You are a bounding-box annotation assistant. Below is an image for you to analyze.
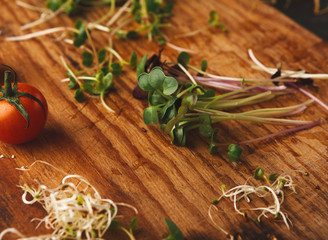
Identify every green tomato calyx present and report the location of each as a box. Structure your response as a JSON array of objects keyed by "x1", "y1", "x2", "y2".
[{"x1": 0, "y1": 65, "x2": 46, "y2": 128}]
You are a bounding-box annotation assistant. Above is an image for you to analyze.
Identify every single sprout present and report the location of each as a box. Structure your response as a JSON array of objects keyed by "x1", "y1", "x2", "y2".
[
  {"x1": 208, "y1": 169, "x2": 308, "y2": 238},
  {"x1": 0, "y1": 160, "x2": 138, "y2": 240},
  {"x1": 254, "y1": 167, "x2": 265, "y2": 179}
]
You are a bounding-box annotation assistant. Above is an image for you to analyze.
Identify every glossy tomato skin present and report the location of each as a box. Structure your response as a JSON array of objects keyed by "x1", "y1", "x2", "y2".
[{"x1": 0, "y1": 83, "x2": 48, "y2": 144}]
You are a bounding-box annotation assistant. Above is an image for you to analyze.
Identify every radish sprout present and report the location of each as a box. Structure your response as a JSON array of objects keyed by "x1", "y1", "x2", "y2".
[
  {"x1": 249, "y1": 49, "x2": 328, "y2": 111},
  {"x1": 136, "y1": 60, "x2": 319, "y2": 160}
]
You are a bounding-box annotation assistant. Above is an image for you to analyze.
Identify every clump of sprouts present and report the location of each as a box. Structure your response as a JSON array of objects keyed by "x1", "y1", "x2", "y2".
[
  {"x1": 135, "y1": 50, "x2": 324, "y2": 160},
  {"x1": 0, "y1": 161, "x2": 138, "y2": 240},
  {"x1": 208, "y1": 168, "x2": 308, "y2": 239}
]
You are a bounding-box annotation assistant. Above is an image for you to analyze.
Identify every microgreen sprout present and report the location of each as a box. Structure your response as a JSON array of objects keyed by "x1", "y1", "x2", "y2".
[
  {"x1": 59, "y1": 29, "x2": 138, "y2": 112},
  {"x1": 0, "y1": 160, "x2": 138, "y2": 240},
  {"x1": 209, "y1": 169, "x2": 308, "y2": 238},
  {"x1": 175, "y1": 11, "x2": 226, "y2": 39},
  {"x1": 136, "y1": 52, "x2": 321, "y2": 159},
  {"x1": 163, "y1": 218, "x2": 185, "y2": 240},
  {"x1": 248, "y1": 49, "x2": 328, "y2": 112}
]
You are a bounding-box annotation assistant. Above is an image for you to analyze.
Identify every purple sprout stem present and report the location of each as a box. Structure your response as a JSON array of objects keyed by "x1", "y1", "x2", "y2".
[
  {"x1": 238, "y1": 120, "x2": 321, "y2": 145},
  {"x1": 287, "y1": 82, "x2": 328, "y2": 112}
]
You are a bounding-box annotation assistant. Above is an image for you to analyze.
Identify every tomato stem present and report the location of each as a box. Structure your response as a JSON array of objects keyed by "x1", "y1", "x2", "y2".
[
  {"x1": 4, "y1": 71, "x2": 14, "y2": 97},
  {"x1": 0, "y1": 65, "x2": 47, "y2": 129}
]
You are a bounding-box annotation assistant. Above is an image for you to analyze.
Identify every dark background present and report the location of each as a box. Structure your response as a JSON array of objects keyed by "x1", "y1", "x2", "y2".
[{"x1": 270, "y1": 0, "x2": 328, "y2": 41}]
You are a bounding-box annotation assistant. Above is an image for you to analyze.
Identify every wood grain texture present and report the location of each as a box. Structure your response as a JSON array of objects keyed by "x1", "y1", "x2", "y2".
[{"x1": 0, "y1": 0, "x2": 328, "y2": 239}]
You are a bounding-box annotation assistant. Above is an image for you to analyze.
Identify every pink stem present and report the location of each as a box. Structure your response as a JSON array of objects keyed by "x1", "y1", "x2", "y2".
[
  {"x1": 288, "y1": 82, "x2": 328, "y2": 112},
  {"x1": 238, "y1": 120, "x2": 321, "y2": 145}
]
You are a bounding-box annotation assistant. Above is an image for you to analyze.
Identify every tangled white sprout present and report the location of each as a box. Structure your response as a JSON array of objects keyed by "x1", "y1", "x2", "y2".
[
  {"x1": 0, "y1": 161, "x2": 138, "y2": 240},
  {"x1": 208, "y1": 170, "x2": 307, "y2": 239}
]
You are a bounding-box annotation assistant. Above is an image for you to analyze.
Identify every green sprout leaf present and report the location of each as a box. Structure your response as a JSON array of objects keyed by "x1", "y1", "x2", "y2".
[
  {"x1": 171, "y1": 124, "x2": 186, "y2": 146},
  {"x1": 199, "y1": 114, "x2": 213, "y2": 137},
  {"x1": 254, "y1": 168, "x2": 265, "y2": 179},
  {"x1": 208, "y1": 11, "x2": 226, "y2": 32},
  {"x1": 143, "y1": 106, "x2": 159, "y2": 125},
  {"x1": 68, "y1": 77, "x2": 77, "y2": 89},
  {"x1": 109, "y1": 220, "x2": 121, "y2": 230},
  {"x1": 129, "y1": 216, "x2": 138, "y2": 232},
  {"x1": 138, "y1": 73, "x2": 152, "y2": 91},
  {"x1": 164, "y1": 218, "x2": 185, "y2": 240},
  {"x1": 149, "y1": 67, "x2": 165, "y2": 89},
  {"x1": 130, "y1": 51, "x2": 138, "y2": 68},
  {"x1": 110, "y1": 62, "x2": 122, "y2": 76},
  {"x1": 97, "y1": 49, "x2": 107, "y2": 63},
  {"x1": 137, "y1": 54, "x2": 148, "y2": 77},
  {"x1": 159, "y1": 96, "x2": 177, "y2": 119},
  {"x1": 82, "y1": 51, "x2": 93, "y2": 67},
  {"x1": 209, "y1": 128, "x2": 218, "y2": 154},
  {"x1": 268, "y1": 173, "x2": 278, "y2": 182},
  {"x1": 201, "y1": 59, "x2": 208, "y2": 72},
  {"x1": 177, "y1": 52, "x2": 190, "y2": 66},
  {"x1": 227, "y1": 144, "x2": 242, "y2": 162},
  {"x1": 163, "y1": 76, "x2": 178, "y2": 95},
  {"x1": 73, "y1": 20, "x2": 89, "y2": 47},
  {"x1": 46, "y1": 0, "x2": 61, "y2": 11},
  {"x1": 149, "y1": 90, "x2": 165, "y2": 106},
  {"x1": 74, "y1": 88, "x2": 84, "y2": 103}
]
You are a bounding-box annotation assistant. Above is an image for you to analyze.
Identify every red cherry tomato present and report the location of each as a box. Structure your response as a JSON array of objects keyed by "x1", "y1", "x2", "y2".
[{"x1": 0, "y1": 82, "x2": 48, "y2": 144}]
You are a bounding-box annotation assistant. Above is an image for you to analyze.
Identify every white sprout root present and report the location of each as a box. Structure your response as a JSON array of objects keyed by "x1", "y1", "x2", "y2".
[
  {"x1": 0, "y1": 161, "x2": 138, "y2": 240},
  {"x1": 208, "y1": 170, "x2": 307, "y2": 239}
]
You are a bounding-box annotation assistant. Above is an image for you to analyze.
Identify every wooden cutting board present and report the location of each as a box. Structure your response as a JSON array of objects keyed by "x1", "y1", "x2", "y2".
[{"x1": 0, "y1": 0, "x2": 328, "y2": 239}]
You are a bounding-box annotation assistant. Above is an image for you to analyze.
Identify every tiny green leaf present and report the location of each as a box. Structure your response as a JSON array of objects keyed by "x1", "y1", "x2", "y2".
[
  {"x1": 254, "y1": 168, "x2": 265, "y2": 179},
  {"x1": 268, "y1": 173, "x2": 278, "y2": 182},
  {"x1": 171, "y1": 124, "x2": 186, "y2": 146},
  {"x1": 109, "y1": 220, "x2": 121, "y2": 230},
  {"x1": 164, "y1": 218, "x2": 185, "y2": 240},
  {"x1": 82, "y1": 51, "x2": 93, "y2": 67},
  {"x1": 181, "y1": 93, "x2": 197, "y2": 109},
  {"x1": 177, "y1": 52, "x2": 190, "y2": 66},
  {"x1": 73, "y1": 20, "x2": 89, "y2": 47},
  {"x1": 208, "y1": 11, "x2": 219, "y2": 26},
  {"x1": 159, "y1": 96, "x2": 177, "y2": 119},
  {"x1": 149, "y1": 67, "x2": 165, "y2": 89},
  {"x1": 129, "y1": 216, "x2": 138, "y2": 232},
  {"x1": 227, "y1": 144, "x2": 242, "y2": 162},
  {"x1": 209, "y1": 128, "x2": 218, "y2": 154},
  {"x1": 137, "y1": 54, "x2": 148, "y2": 77},
  {"x1": 130, "y1": 51, "x2": 138, "y2": 68},
  {"x1": 74, "y1": 88, "x2": 84, "y2": 103},
  {"x1": 97, "y1": 49, "x2": 107, "y2": 63},
  {"x1": 211, "y1": 199, "x2": 219, "y2": 205},
  {"x1": 143, "y1": 107, "x2": 159, "y2": 125},
  {"x1": 83, "y1": 80, "x2": 95, "y2": 94},
  {"x1": 68, "y1": 77, "x2": 77, "y2": 89},
  {"x1": 111, "y1": 62, "x2": 122, "y2": 75},
  {"x1": 149, "y1": 90, "x2": 165, "y2": 106},
  {"x1": 201, "y1": 59, "x2": 208, "y2": 72},
  {"x1": 46, "y1": 0, "x2": 61, "y2": 11},
  {"x1": 163, "y1": 76, "x2": 178, "y2": 95},
  {"x1": 199, "y1": 115, "x2": 213, "y2": 137},
  {"x1": 208, "y1": 11, "x2": 226, "y2": 32},
  {"x1": 138, "y1": 73, "x2": 152, "y2": 91}
]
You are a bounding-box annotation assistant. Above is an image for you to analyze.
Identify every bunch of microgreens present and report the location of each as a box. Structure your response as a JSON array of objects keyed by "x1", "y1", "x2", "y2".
[
  {"x1": 135, "y1": 50, "x2": 326, "y2": 161},
  {"x1": 0, "y1": 161, "x2": 138, "y2": 240},
  {"x1": 7, "y1": 1, "x2": 225, "y2": 111},
  {"x1": 208, "y1": 168, "x2": 308, "y2": 239},
  {"x1": 58, "y1": 20, "x2": 138, "y2": 112},
  {"x1": 9, "y1": 0, "x2": 175, "y2": 44}
]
